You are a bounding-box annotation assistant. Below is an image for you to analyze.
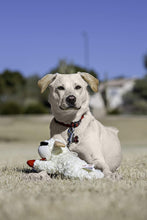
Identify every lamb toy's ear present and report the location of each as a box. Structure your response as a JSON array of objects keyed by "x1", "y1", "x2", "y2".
[
  {"x1": 38, "y1": 73, "x2": 58, "y2": 93},
  {"x1": 54, "y1": 141, "x2": 65, "y2": 148},
  {"x1": 79, "y1": 72, "x2": 99, "y2": 92}
]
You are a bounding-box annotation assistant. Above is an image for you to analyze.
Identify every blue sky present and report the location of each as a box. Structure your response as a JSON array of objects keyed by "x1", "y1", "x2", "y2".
[{"x1": 0, "y1": 0, "x2": 147, "y2": 80}]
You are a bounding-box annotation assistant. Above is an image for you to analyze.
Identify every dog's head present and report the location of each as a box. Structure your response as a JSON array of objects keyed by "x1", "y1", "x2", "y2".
[{"x1": 38, "y1": 72, "x2": 98, "y2": 122}]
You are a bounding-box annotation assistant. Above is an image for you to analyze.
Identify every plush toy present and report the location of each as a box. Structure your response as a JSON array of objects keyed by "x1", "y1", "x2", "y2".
[{"x1": 27, "y1": 139, "x2": 104, "y2": 180}]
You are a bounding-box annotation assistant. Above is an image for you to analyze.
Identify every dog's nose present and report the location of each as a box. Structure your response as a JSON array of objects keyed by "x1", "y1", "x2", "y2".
[{"x1": 66, "y1": 95, "x2": 76, "y2": 106}]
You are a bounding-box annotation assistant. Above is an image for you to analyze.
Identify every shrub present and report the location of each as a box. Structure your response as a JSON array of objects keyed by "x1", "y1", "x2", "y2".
[
  {"x1": 133, "y1": 100, "x2": 147, "y2": 114},
  {"x1": 122, "y1": 75, "x2": 147, "y2": 115},
  {"x1": 24, "y1": 103, "x2": 48, "y2": 114},
  {"x1": 0, "y1": 102, "x2": 23, "y2": 115},
  {"x1": 108, "y1": 108, "x2": 122, "y2": 115},
  {"x1": 123, "y1": 92, "x2": 147, "y2": 114}
]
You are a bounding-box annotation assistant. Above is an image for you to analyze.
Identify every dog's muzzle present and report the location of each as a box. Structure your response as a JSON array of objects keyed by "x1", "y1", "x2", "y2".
[{"x1": 66, "y1": 95, "x2": 76, "y2": 107}]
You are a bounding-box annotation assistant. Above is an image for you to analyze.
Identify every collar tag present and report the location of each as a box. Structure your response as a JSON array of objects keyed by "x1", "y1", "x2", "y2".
[
  {"x1": 67, "y1": 127, "x2": 74, "y2": 147},
  {"x1": 67, "y1": 127, "x2": 79, "y2": 147}
]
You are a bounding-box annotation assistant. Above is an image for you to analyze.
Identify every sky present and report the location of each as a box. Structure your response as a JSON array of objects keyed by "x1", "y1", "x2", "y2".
[{"x1": 0, "y1": 0, "x2": 147, "y2": 80}]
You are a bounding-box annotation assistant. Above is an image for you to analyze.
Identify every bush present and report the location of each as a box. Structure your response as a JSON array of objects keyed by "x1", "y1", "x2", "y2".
[
  {"x1": 0, "y1": 102, "x2": 23, "y2": 115},
  {"x1": 108, "y1": 108, "x2": 122, "y2": 115},
  {"x1": 122, "y1": 75, "x2": 147, "y2": 115},
  {"x1": 24, "y1": 103, "x2": 48, "y2": 114},
  {"x1": 123, "y1": 92, "x2": 147, "y2": 114},
  {"x1": 133, "y1": 77, "x2": 147, "y2": 100},
  {"x1": 133, "y1": 100, "x2": 147, "y2": 114}
]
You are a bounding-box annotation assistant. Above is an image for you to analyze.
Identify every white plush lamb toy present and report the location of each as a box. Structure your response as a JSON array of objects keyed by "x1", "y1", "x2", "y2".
[{"x1": 27, "y1": 138, "x2": 104, "y2": 180}]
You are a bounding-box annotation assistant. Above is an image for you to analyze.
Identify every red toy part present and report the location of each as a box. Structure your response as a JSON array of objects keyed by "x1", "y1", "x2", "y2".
[
  {"x1": 27, "y1": 160, "x2": 35, "y2": 167},
  {"x1": 27, "y1": 158, "x2": 46, "y2": 167}
]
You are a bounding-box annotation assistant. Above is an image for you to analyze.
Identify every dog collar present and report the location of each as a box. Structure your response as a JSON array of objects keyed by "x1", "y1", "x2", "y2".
[
  {"x1": 54, "y1": 114, "x2": 84, "y2": 128},
  {"x1": 54, "y1": 114, "x2": 85, "y2": 147}
]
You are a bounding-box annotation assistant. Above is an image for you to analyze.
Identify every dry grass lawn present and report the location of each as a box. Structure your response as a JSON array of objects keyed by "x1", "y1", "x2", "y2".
[{"x1": 0, "y1": 115, "x2": 147, "y2": 220}]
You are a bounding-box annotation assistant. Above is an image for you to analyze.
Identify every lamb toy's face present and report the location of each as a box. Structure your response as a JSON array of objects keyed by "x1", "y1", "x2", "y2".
[{"x1": 38, "y1": 139, "x2": 66, "y2": 160}]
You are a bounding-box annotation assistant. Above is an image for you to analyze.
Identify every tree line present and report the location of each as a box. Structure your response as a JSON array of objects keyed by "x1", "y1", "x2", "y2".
[
  {"x1": 0, "y1": 60, "x2": 147, "y2": 115},
  {"x1": 0, "y1": 61, "x2": 97, "y2": 115}
]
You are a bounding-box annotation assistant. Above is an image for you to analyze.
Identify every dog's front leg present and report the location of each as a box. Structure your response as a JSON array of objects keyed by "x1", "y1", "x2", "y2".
[
  {"x1": 91, "y1": 153, "x2": 112, "y2": 177},
  {"x1": 93, "y1": 157, "x2": 123, "y2": 179},
  {"x1": 94, "y1": 160, "x2": 112, "y2": 176}
]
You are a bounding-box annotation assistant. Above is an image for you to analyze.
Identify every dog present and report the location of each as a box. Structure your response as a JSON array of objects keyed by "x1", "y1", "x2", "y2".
[{"x1": 38, "y1": 72, "x2": 122, "y2": 176}]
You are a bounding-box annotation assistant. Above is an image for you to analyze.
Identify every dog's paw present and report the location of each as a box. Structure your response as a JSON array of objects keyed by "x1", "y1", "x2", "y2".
[
  {"x1": 104, "y1": 170, "x2": 123, "y2": 180},
  {"x1": 103, "y1": 168, "x2": 112, "y2": 178}
]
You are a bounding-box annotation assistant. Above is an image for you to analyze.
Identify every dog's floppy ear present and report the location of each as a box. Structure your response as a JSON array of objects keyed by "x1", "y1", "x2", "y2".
[
  {"x1": 79, "y1": 72, "x2": 99, "y2": 92},
  {"x1": 38, "y1": 74, "x2": 57, "y2": 93}
]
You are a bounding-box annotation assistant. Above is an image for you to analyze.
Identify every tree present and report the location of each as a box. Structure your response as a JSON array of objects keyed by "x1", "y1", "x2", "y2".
[
  {"x1": 133, "y1": 75, "x2": 147, "y2": 100},
  {"x1": 50, "y1": 60, "x2": 98, "y2": 79},
  {"x1": 123, "y1": 75, "x2": 147, "y2": 114},
  {"x1": 0, "y1": 69, "x2": 26, "y2": 95},
  {"x1": 144, "y1": 54, "x2": 147, "y2": 71},
  {"x1": 49, "y1": 60, "x2": 98, "y2": 95}
]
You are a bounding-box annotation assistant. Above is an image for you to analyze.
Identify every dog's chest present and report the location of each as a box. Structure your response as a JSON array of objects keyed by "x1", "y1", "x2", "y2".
[{"x1": 51, "y1": 114, "x2": 99, "y2": 152}]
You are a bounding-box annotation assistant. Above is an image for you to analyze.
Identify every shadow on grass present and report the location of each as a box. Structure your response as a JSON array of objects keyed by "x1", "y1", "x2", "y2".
[
  {"x1": 16, "y1": 167, "x2": 60, "y2": 179},
  {"x1": 16, "y1": 167, "x2": 38, "y2": 174}
]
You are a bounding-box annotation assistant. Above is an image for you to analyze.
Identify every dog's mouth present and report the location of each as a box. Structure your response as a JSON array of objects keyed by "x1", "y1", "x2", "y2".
[{"x1": 59, "y1": 106, "x2": 81, "y2": 111}]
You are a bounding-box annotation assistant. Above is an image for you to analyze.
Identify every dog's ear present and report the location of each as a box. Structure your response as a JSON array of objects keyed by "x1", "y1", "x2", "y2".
[
  {"x1": 79, "y1": 72, "x2": 99, "y2": 92},
  {"x1": 38, "y1": 74, "x2": 57, "y2": 93}
]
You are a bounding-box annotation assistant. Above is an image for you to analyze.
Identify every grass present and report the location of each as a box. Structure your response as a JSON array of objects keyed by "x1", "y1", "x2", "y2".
[{"x1": 0, "y1": 115, "x2": 147, "y2": 220}]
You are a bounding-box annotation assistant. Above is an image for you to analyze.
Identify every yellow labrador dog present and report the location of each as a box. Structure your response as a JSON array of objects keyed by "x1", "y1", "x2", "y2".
[{"x1": 38, "y1": 72, "x2": 122, "y2": 176}]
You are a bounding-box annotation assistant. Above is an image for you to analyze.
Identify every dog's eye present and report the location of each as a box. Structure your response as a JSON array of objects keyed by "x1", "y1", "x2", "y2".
[
  {"x1": 57, "y1": 86, "x2": 65, "y2": 90},
  {"x1": 75, "y1": 85, "x2": 81, "y2": 90}
]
